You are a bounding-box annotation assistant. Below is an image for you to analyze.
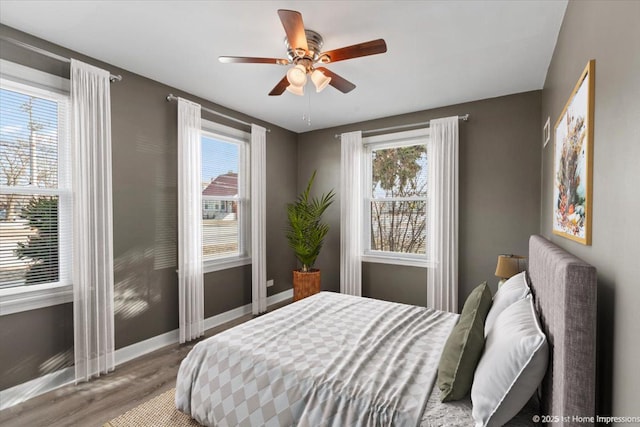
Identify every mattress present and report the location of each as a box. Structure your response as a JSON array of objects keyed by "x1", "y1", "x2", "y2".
[{"x1": 176, "y1": 291, "x2": 458, "y2": 427}]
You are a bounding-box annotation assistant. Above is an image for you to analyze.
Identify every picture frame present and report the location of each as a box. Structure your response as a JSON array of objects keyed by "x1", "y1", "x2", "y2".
[
  {"x1": 552, "y1": 60, "x2": 595, "y2": 245},
  {"x1": 543, "y1": 117, "x2": 550, "y2": 147}
]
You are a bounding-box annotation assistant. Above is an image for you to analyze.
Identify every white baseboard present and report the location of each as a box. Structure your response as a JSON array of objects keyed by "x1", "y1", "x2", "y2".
[
  {"x1": 0, "y1": 288, "x2": 293, "y2": 411},
  {"x1": 267, "y1": 287, "x2": 294, "y2": 305},
  {"x1": 0, "y1": 366, "x2": 75, "y2": 411}
]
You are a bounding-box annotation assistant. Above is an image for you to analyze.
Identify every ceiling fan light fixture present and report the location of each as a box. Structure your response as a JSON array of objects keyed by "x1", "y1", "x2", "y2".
[
  {"x1": 311, "y1": 69, "x2": 331, "y2": 92},
  {"x1": 286, "y1": 64, "x2": 307, "y2": 87},
  {"x1": 286, "y1": 84, "x2": 305, "y2": 96}
]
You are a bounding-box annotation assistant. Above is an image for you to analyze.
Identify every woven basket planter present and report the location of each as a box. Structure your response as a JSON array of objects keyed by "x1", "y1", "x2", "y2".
[{"x1": 293, "y1": 269, "x2": 321, "y2": 301}]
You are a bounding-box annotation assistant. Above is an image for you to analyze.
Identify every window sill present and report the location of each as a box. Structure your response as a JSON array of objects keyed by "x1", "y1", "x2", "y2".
[
  {"x1": 362, "y1": 253, "x2": 432, "y2": 268},
  {"x1": 0, "y1": 283, "x2": 73, "y2": 316},
  {"x1": 203, "y1": 256, "x2": 252, "y2": 274}
]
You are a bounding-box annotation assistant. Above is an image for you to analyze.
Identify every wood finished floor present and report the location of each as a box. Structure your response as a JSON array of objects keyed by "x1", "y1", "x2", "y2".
[{"x1": 0, "y1": 299, "x2": 291, "y2": 427}]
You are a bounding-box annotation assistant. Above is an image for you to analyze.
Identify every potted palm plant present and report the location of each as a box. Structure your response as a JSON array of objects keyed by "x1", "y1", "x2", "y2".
[{"x1": 286, "y1": 170, "x2": 335, "y2": 301}]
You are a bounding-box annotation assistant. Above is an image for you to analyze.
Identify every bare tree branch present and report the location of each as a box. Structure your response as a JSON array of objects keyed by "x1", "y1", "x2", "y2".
[{"x1": 370, "y1": 145, "x2": 427, "y2": 254}]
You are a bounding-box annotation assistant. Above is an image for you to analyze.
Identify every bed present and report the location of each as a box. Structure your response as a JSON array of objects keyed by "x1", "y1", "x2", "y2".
[{"x1": 175, "y1": 235, "x2": 597, "y2": 426}]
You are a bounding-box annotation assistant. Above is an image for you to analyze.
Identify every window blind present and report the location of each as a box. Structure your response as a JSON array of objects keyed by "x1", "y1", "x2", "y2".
[
  {"x1": 368, "y1": 143, "x2": 428, "y2": 255},
  {"x1": 201, "y1": 133, "x2": 243, "y2": 261},
  {"x1": 0, "y1": 83, "x2": 70, "y2": 289}
]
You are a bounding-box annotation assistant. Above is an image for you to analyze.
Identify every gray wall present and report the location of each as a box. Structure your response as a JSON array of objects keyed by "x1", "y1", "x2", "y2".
[
  {"x1": 539, "y1": 0, "x2": 640, "y2": 419},
  {"x1": 297, "y1": 91, "x2": 542, "y2": 309},
  {"x1": 362, "y1": 264, "x2": 427, "y2": 306},
  {"x1": 0, "y1": 24, "x2": 298, "y2": 390},
  {"x1": 0, "y1": 304, "x2": 73, "y2": 391}
]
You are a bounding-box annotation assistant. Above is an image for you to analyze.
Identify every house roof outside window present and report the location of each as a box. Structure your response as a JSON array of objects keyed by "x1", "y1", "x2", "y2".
[{"x1": 202, "y1": 172, "x2": 238, "y2": 197}]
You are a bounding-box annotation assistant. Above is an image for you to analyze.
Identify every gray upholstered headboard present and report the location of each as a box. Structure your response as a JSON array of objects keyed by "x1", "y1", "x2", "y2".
[{"x1": 528, "y1": 235, "x2": 597, "y2": 425}]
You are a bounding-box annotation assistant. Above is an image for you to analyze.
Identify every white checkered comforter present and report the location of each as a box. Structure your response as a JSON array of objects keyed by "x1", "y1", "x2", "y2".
[{"x1": 175, "y1": 292, "x2": 458, "y2": 427}]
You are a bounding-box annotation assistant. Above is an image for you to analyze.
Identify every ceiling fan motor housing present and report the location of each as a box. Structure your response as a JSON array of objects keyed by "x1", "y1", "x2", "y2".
[{"x1": 285, "y1": 29, "x2": 326, "y2": 71}]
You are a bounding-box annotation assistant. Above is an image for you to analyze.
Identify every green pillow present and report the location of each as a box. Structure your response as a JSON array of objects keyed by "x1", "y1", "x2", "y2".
[{"x1": 437, "y1": 282, "x2": 492, "y2": 402}]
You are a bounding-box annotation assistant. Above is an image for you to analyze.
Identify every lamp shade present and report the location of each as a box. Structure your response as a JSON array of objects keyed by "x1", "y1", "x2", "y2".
[
  {"x1": 285, "y1": 84, "x2": 304, "y2": 96},
  {"x1": 494, "y1": 254, "x2": 525, "y2": 279},
  {"x1": 311, "y1": 69, "x2": 331, "y2": 92},
  {"x1": 286, "y1": 64, "x2": 307, "y2": 87}
]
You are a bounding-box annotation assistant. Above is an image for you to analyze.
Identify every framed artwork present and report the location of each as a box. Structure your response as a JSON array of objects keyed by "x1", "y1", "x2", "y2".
[
  {"x1": 553, "y1": 60, "x2": 595, "y2": 245},
  {"x1": 543, "y1": 117, "x2": 550, "y2": 147}
]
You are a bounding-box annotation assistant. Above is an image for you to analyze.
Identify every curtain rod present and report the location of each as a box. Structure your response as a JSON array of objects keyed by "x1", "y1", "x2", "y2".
[
  {"x1": 166, "y1": 94, "x2": 271, "y2": 132},
  {"x1": 1, "y1": 35, "x2": 123, "y2": 82},
  {"x1": 333, "y1": 114, "x2": 469, "y2": 139}
]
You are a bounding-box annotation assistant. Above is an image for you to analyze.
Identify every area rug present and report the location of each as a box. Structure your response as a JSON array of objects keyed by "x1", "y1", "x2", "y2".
[{"x1": 103, "y1": 388, "x2": 201, "y2": 427}]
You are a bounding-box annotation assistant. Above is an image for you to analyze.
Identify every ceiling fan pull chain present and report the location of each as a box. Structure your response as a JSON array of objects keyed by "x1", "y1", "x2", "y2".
[{"x1": 306, "y1": 89, "x2": 312, "y2": 126}]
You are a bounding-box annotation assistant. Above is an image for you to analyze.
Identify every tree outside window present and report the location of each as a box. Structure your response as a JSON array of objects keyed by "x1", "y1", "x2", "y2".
[
  {"x1": 1, "y1": 86, "x2": 63, "y2": 288},
  {"x1": 369, "y1": 143, "x2": 427, "y2": 255}
]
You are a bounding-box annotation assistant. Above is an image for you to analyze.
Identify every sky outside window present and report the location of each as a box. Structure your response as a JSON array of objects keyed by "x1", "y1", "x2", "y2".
[{"x1": 201, "y1": 136, "x2": 238, "y2": 184}]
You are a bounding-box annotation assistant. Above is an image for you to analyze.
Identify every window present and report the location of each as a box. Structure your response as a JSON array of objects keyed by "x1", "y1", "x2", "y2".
[
  {"x1": 363, "y1": 128, "x2": 429, "y2": 267},
  {"x1": 0, "y1": 61, "x2": 72, "y2": 314},
  {"x1": 201, "y1": 120, "x2": 250, "y2": 272}
]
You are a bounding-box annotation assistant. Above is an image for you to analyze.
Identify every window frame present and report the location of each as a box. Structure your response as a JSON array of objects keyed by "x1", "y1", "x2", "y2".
[
  {"x1": 200, "y1": 119, "x2": 251, "y2": 273},
  {"x1": 362, "y1": 128, "x2": 432, "y2": 268},
  {"x1": 0, "y1": 60, "x2": 72, "y2": 315}
]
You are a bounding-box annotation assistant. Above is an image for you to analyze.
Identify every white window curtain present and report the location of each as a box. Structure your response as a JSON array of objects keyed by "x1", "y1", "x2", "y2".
[
  {"x1": 177, "y1": 98, "x2": 204, "y2": 343},
  {"x1": 251, "y1": 124, "x2": 267, "y2": 314},
  {"x1": 71, "y1": 59, "x2": 115, "y2": 382},
  {"x1": 340, "y1": 131, "x2": 363, "y2": 296},
  {"x1": 427, "y1": 116, "x2": 459, "y2": 313}
]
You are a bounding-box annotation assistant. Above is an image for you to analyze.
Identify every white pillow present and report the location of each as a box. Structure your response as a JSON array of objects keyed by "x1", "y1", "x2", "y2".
[
  {"x1": 471, "y1": 296, "x2": 548, "y2": 427},
  {"x1": 484, "y1": 271, "x2": 530, "y2": 335}
]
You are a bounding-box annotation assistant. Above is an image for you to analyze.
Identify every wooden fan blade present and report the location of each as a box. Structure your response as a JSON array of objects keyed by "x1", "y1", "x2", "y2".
[
  {"x1": 278, "y1": 9, "x2": 308, "y2": 52},
  {"x1": 320, "y1": 39, "x2": 387, "y2": 63},
  {"x1": 219, "y1": 56, "x2": 289, "y2": 65},
  {"x1": 269, "y1": 76, "x2": 290, "y2": 96},
  {"x1": 316, "y1": 67, "x2": 356, "y2": 93}
]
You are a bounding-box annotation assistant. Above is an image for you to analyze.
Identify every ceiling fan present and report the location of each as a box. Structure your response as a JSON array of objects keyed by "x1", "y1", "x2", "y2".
[{"x1": 218, "y1": 9, "x2": 387, "y2": 96}]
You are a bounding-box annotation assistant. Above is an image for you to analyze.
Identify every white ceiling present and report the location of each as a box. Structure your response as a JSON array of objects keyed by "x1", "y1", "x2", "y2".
[{"x1": 0, "y1": 0, "x2": 567, "y2": 133}]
